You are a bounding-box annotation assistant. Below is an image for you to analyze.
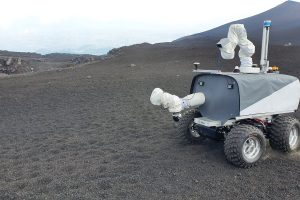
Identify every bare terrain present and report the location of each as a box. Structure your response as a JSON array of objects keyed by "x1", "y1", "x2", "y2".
[
  {"x1": 0, "y1": 44, "x2": 299, "y2": 199},
  {"x1": 0, "y1": 50, "x2": 100, "y2": 74}
]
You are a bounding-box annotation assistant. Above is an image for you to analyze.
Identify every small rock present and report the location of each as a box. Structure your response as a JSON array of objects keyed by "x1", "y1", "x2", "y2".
[
  {"x1": 129, "y1": 64, "x2": 136, "y2": 67},
  {"x1": 6, "y1": 57, "x2": 12, "y2": 65},
  {"x1": 86, "y1": 75, "x2": 92, "y2": 79}
]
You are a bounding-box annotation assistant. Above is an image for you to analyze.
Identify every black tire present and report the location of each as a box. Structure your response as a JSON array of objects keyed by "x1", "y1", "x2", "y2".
[
  {"x1": 224, "y1": 124, "x2": 266, "y2": 168},
  {"x1": 176, "y1": 109, "x2": 205, "y2": 144},
  {"x1": 269, "y1": 116, "x2": 300, "y2": 152}
]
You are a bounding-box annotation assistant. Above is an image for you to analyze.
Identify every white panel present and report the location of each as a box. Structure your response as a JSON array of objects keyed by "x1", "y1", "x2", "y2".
[{"x1": 240, "y1": 80, "x2": 300, "y2": 116}]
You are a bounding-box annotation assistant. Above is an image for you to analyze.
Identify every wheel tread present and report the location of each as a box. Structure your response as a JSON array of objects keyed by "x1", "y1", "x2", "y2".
[
  {"x1": 224, "y1": 124, "x2": 266, "y2": 168},
  {"x1": 176, "y1": 109, "x2": 205, "y2": 144},
  {"x1": 269, "y1": 116, "x2": 300, "y2": 152}
]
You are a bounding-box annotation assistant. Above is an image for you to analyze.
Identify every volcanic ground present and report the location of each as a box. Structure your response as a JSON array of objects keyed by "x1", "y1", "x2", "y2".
[{"x1": 0, "y1": 44, "x2": 299, "y2": 199}]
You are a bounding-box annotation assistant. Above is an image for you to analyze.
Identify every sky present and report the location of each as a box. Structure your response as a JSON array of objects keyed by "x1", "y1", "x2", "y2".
[{"x1": 0, "y1": 0, "x2": 295, "y2": 55}]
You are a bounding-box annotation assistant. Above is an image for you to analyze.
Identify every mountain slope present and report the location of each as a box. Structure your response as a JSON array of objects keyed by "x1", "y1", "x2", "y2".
[{"x1": 173, "y1": 1, "x2": 300, "y2": 46}]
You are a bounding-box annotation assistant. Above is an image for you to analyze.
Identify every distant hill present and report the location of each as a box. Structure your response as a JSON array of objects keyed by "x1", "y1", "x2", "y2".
[
  {"x1": 0, "y1": 50, "x2": 101, "y2": 74},
  {"x1": 36, "y1": 46, "x2": 110, "y2": 56},
  {"x1": 173, "y1": 1, "x2": 300, "y2": 46}
]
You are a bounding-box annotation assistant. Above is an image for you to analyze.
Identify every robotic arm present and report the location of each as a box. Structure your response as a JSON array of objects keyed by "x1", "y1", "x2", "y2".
[
  {"x1": 217, "y1": 24, "x2": 256, "y2": 69},
  {"x1": 150, "y1": 88, "x2": 205, "y2": 113}
]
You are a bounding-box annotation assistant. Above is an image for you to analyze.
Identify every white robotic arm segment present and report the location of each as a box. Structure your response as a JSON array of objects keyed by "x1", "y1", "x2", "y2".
[
  {"x1": 161, "y1": 93, "x2": 182, "y2": 110},
  {"x1": 240, "y1": 57, "x2": 253, "y2": 68},
  {"x1": 217, "y1": 38, "x2": 236, "y2": 59},
  {"x1": 227, "y1": 24, "x2": 242, "y2": 44},
  {"x1": 150, "y1": 88, "x2": 205, "y2": 113},
  {"x1": 150, "y1": 88, "x2": 164, "y2": 106},
  {"x1": 239, "y1": 42, "x2": 255, "y2": 58},
  {"x1": 182, "y1": 93, "x2": 206, "y2": 108},
  {"x1": 150, "y1": 88, "x2": 182, "y2": 112}
]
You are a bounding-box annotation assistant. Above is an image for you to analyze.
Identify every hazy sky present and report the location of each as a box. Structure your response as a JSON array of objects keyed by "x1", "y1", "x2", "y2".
[{"x1": 0, "y1": 0, "x2": 294, "y2": 54}]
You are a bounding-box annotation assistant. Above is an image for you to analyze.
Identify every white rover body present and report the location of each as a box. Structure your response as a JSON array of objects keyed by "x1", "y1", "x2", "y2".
[{"x1": 150, "y1": 21, "x2": 300, "y2": 168}]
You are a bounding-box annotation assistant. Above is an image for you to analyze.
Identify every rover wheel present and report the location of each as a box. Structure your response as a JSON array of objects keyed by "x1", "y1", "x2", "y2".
[
  {"x1": 224, "y1": 124, "x2": 266, "y2": 168},
  {"x1": 269, "y1": 116, "x2": 300, "y2": 152},
  {"x1": 176, "y1": 109, "x2": 205, "y2": 144}
]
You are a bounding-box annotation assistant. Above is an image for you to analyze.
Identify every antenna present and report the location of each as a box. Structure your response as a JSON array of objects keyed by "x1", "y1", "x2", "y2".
[{"x1": 260, "y1": 20, "x2": 271, "y2": 73}]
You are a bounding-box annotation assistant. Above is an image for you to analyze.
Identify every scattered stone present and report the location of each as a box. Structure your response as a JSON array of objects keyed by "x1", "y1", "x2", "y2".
[
  {"x1": 108, "y1": 48, "x2": 124, "y2": 56},
  {"x1": 128, "y1": 64, "x2": 136, "y2": 67},
  {"x1": 0, "y1": 57, "x2": 26, "y2": 74},
  {"x1": 6, "y1": 57, "x2": 12, "y2": 65},
  {"x1": 284, "y1": 42, "x2": 292, "y2": 47},
  {"x1": 72, "y1": 56, "x2": 95, "y2": 65},
  {"x1": 86, "y1": 75, "x2": 92, "y2": 79},
  {"x1": 17, "y1": 58, "x2": 22, "y2": 65}
]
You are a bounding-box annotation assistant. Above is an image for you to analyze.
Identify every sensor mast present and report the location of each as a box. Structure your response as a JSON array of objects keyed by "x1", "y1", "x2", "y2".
[{"x1": 260, "y1": 20, "x2": 271, "y2": 73}]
